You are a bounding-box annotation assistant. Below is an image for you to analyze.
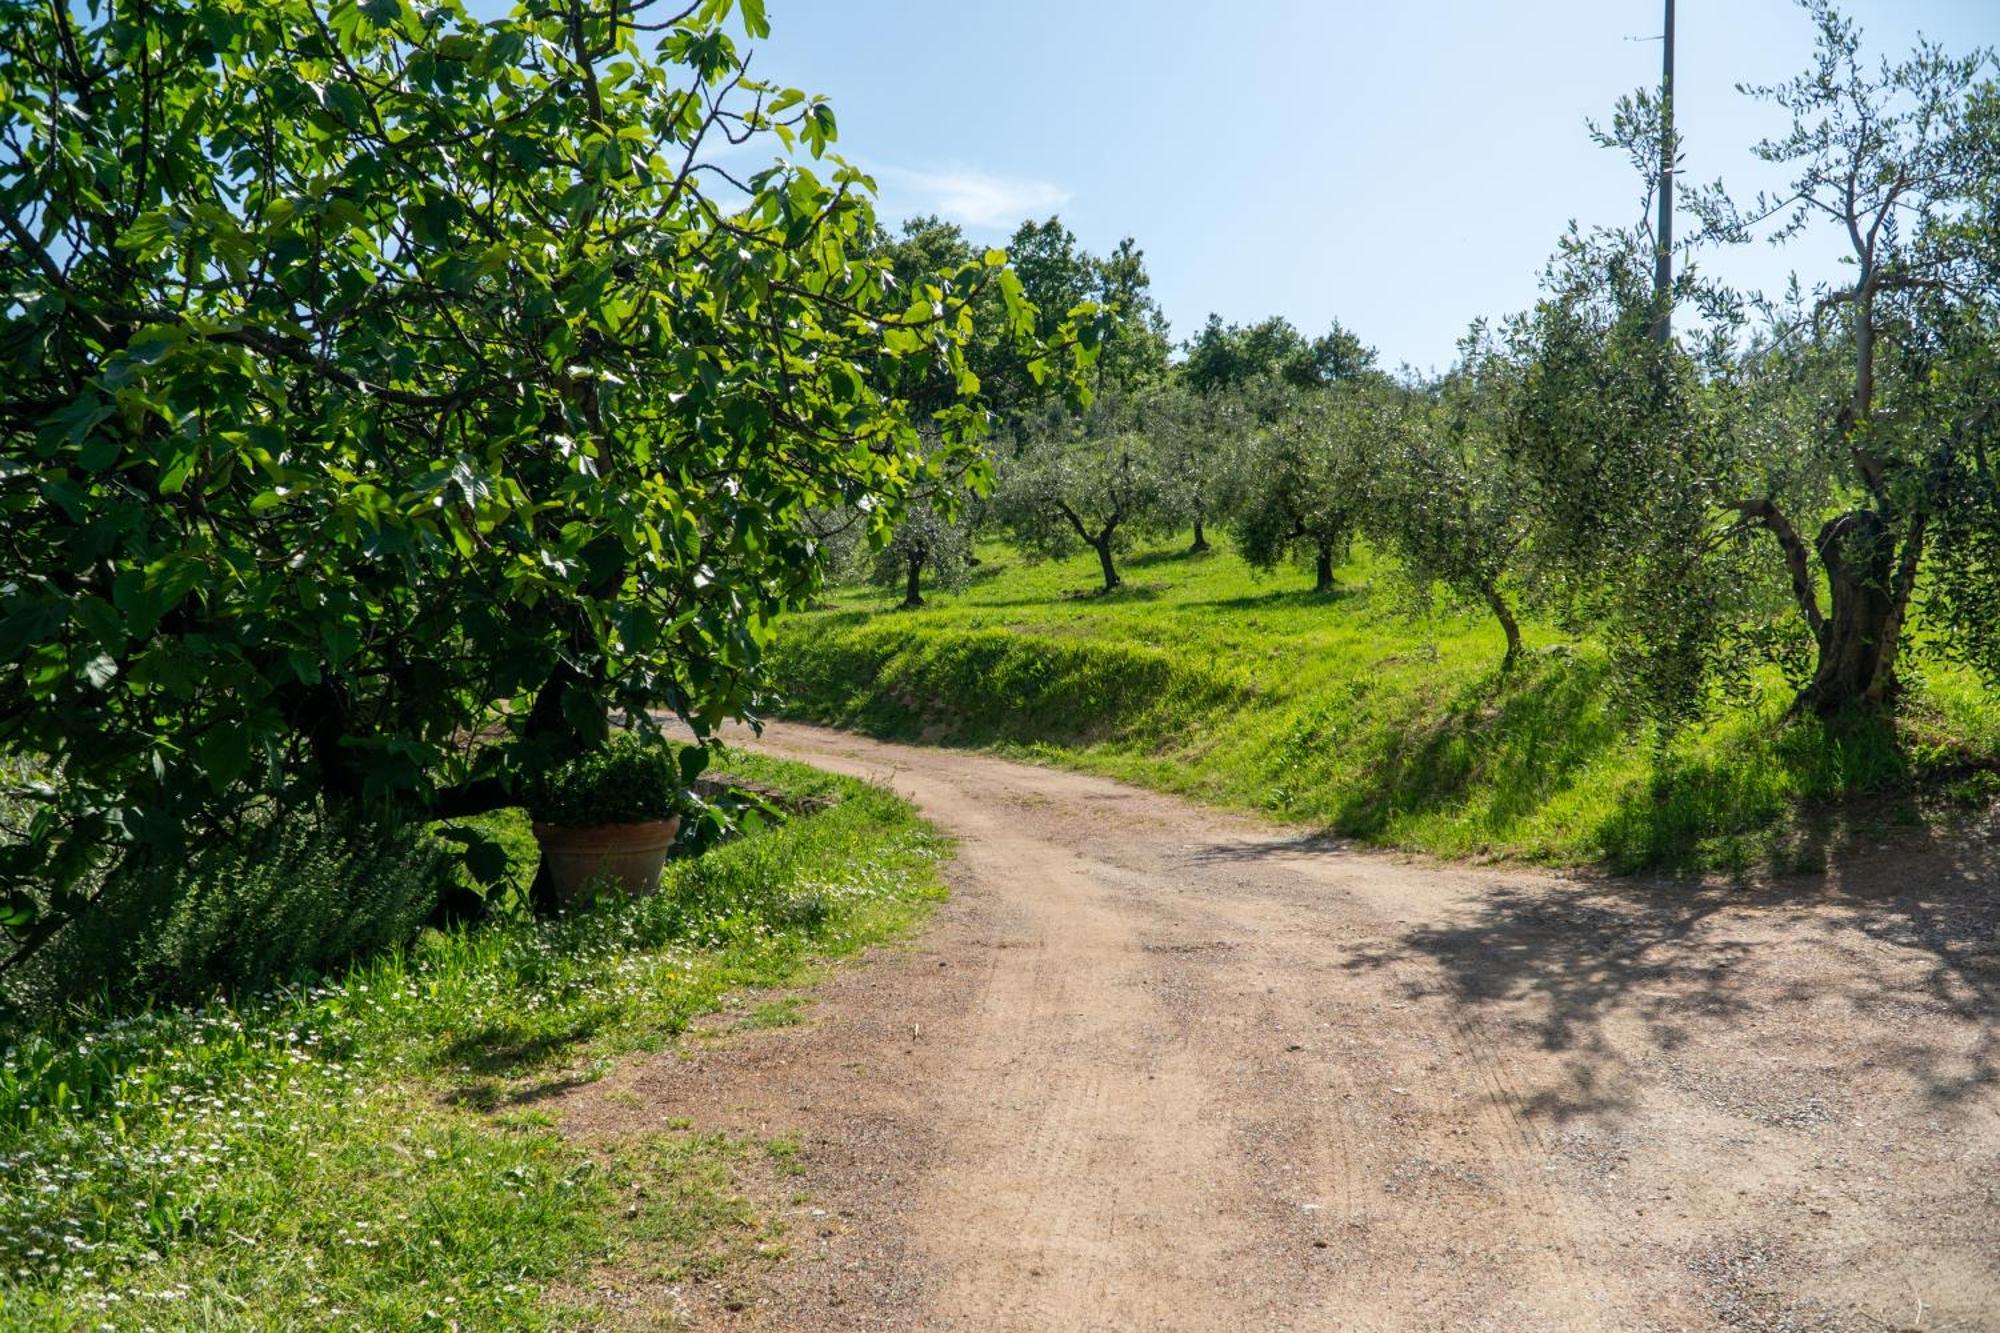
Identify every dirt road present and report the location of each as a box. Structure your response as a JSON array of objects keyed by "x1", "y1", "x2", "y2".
[{"x1": 563, "y1": 722, "x2": 2000, "y2": 1331}]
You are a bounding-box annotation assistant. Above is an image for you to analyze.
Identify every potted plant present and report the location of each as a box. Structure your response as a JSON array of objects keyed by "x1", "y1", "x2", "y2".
[{"x1": 525, "y1": 735, "x2": 685, "y2": 906}]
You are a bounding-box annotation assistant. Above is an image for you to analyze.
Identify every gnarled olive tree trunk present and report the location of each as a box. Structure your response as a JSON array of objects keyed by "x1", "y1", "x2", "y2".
[
  {"x1": 1798, "y1": 507, "x2": 1926, "y2": 714},
  {"x1": 1742, "y1": 498, "x2": 1926, "y2": 717},
  {"x1": 1800, "y1": 510, "x2": 1896, "y2": 712}
]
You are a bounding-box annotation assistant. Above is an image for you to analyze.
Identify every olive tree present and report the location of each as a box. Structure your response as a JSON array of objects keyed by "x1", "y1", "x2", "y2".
[
  {"x1": 1925, "y1": 85, "x2": 2000, "y2": 681},
  {"x1": 0, "y1": 0, "x2": 1082, "y2": 945},
  {"x1": 1232, "y1": 385, "x2": 1382, "y2": 593},
  {"x1": 1139, "y1": 381, "x2": 1248, "y2": 554},
  {"x1": 1698, "y1": 2, "x2": 1996, "y2": 713},
  {"x1": 1504, "y1": 225, "x2": 1750, "y2": 723},
  {"x1": 871, "y1": 495, "x2": 973, "y2": 608},
  {"x1": 868, "y1": 436, "x2": 977, "y2": 608},
  {"x1": 1511, "y1": 3, "x2": 1994, "y2": 721},
  {"x1": 999, "y1": 396, "x2": 1165, "y2": 593},
  {"x1": 1370, "y1": 333, "x2": 1533, "y2": 669}
]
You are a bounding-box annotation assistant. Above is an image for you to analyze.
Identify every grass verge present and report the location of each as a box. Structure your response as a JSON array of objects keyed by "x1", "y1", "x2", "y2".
[
  {"x1": 0, "y1": 751, "x2": 946, "y2": 1330},
  {"x1": 773, "y1": 539, "x2": 2000, "y2": 874}
]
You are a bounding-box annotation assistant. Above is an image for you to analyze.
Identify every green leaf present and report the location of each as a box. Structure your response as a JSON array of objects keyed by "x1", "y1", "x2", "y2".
[
  {"x1": 0, "y1": 602, "x2": 65, "y2": 662},
  {"x1": 156, "y1": 441, "x2": 200, "y2": 494},
  {"x1": 0, "y1": 891, "x2": 38, "y2": 933},
  {"x1": 678, "y1": 744, "x2": 710, "y2": 785},
  {"x1": 439, "y1": 826, "x2": 513, "y2": 887},
  {"x1": 197, "y1": 722, "x2": 253, "y2": 793},
  {"x1": 78, "y1": 434, "x2": 121, "y2": 473}
]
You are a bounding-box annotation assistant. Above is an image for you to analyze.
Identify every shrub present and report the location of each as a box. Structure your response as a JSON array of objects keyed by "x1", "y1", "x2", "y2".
[
  {"x1": 5, "y1": 810, "x2": 451, "y2": 1020},
  {"x1": 525, "y1": 735, "x2": 687, "y2": 828}
]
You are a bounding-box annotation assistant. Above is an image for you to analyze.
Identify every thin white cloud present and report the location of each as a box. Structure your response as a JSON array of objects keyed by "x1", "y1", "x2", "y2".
[{"x1": 870, "y1": 165, "x2": 1071, "y2": 231}]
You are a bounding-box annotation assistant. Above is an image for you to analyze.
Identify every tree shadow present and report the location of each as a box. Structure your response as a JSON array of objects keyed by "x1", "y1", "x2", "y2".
[
  {"x1": 1592, "y1": 704, "x2": 1928, "y2": 875},
  {"x1": 1340, "y1": 827, "x2": 2000, "y2": 1124},
  {"x1": 1062, "y1": 581, "x2": 1168, "y2": 602},
  {"x1": 1292, "y1": 659, "x2": 1946, "y2": 877},
  {"x1": 964, "y1": 558, "x2": 1013, "y2": 585},
  {"x1": 1309, "y1": 652, "x2": 1627, "y2": 843},
  {"x1": 1124, "y1": 544, "x2": 1216, "y2": 570},
  {"x1": 789, "y1": 605, "x2": 878, "y2": 632},
  {"x1": 1190, "y1": 584, "x2": 1357, "y2": 613},
  {"x1": 440, "y1": 1014, "x2": 605, "y2": 1077},
  {"x1": 445, "y1": 1067, "x2": 607, "y2": 1113},
  {"x1": 1184, "y1": 832, "x2": 1358, "y2": 864},
  {"x1": 951, "y1": 583, "x2": 1169, "y2": 610}
]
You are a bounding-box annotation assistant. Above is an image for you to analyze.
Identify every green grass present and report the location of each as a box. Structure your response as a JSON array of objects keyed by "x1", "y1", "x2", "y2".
[
  {"x1": 0, "y1": 751, "x2": 947, "y2": 1330},
  {"x1": 774, "y1": 538, "x2": 2000, "y2": 873}
]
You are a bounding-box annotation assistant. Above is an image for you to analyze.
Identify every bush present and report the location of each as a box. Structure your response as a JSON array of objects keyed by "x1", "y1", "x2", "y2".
[
  {"x1": 525, "y1": 734, "x2": 687, "y2": 828},
  {"x1": 5, "y1": 810, "x2": 450, "y2": 1021}
]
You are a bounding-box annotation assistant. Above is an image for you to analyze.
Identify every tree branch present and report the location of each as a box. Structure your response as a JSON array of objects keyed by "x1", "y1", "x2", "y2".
[{"x1": 1730, "y1": 496, "x2": 1826, "y2": 640}]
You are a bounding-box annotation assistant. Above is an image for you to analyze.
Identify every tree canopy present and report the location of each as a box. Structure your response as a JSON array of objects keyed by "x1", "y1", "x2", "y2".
[
  {"x1": 1183, "y1": 314, "x2": 1376, "y2": 396},
  {"x1": 0, "y1": 0, "x2": 1089, "y2": 939}
]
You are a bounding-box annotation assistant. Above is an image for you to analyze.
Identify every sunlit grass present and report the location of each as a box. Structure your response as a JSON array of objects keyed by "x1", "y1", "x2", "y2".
[
  {"x1": 775, "y1": 536, "x2": 2000, "y2": 873},
  {"x1": 0, "y1": 751, "x2": 947, "y2": 1329}
]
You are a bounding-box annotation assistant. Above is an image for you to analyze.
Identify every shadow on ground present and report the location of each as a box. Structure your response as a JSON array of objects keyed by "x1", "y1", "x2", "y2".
[{"x1": 1338, "y1": 824, "x2": 2000, "y2": 1123}]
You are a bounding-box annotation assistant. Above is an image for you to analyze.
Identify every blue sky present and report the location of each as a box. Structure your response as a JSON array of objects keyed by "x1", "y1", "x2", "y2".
[{"x1": 740, "y1": 0, "x2": 1998, "y2": 373}]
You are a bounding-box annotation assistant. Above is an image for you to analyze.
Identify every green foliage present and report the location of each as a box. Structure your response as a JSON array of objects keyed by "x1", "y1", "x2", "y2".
[
  {"x1": 1182, "y1": 314, "x2": 1377, "y2": 395},
  {"x1": 871, "y1": 494, "x2": 974, "y2": 607},
  {"x1": 1364, "y1": 327, "x2": 1531, "y2": 665},
  {"x1": 0, "y1": 0, "x2": 1085, "y2": 946},
  {"x1": 1924, "y1": 84, "x2": 2000, "y2": 684},
  {"x1": 1090, "y1": 236, "x2": 1176, "y2": 390},
  {"x1": 998, "y1": 394, "x2": 1170, "y2": 590},
  {"x1": 1142, "y1": 380, "x2": 1250, "y2": 551},
  {"x1": 1502, "y1": 227, "x2": 1746, "y2": 723},
  {"x1": 779, "y1": 535, "x2": 2000, "y2": 873},
  {"x1": 5, "y1": 808, "x2": 450, "y2": 1020},
  {"x1": 522, "y1": 732, "x2": 695, "y2": 828},
  {"x1": 1230, "y1": 384, "x2": 1382, "y2": 590},
  {"x1": 1522, "y1": 1, "x2": 1999, "y2": 722},
  {"x1": 0, "y1": 752, "x2": 948, "y2": 1325},
  {"x1": 1005, "y1": 218, "x2": 1171, "y2": 397},
  {"x1": 869, "y1": 215, "x2": 1024, "y2": 421}
]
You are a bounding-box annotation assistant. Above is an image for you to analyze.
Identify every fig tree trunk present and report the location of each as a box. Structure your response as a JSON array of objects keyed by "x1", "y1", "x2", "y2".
[
  {"x1": 903, "y1": 553, "x2": 925, "y2": 608},
  {"x1": 1800, "y1": 509, "x2": 1898, "y2": 715}
]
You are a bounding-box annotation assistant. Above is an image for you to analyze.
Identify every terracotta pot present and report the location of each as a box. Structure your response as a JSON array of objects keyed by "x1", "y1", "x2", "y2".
[{"x1": 531, "y1": 816, "x2": 682, "y2": 906}]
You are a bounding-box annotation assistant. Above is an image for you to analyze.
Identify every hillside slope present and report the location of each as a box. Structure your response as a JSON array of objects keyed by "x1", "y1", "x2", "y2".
[{"x1": 771, "y1": 540, "x2": 2000, "y2": 873}]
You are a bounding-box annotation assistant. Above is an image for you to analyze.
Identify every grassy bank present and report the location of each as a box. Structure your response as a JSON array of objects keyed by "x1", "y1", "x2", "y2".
[
  {"x1": 0, "y1": 752, "x2": 947, "y2": 1329},
  {"x1": 773, "y1": 540, "x2": 2000, "y2": 873}
]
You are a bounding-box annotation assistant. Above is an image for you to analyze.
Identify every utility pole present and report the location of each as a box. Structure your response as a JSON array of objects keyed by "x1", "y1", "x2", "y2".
[{"x1": 1653, "y1": 0, "x2": 1676, "y2": 345}]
